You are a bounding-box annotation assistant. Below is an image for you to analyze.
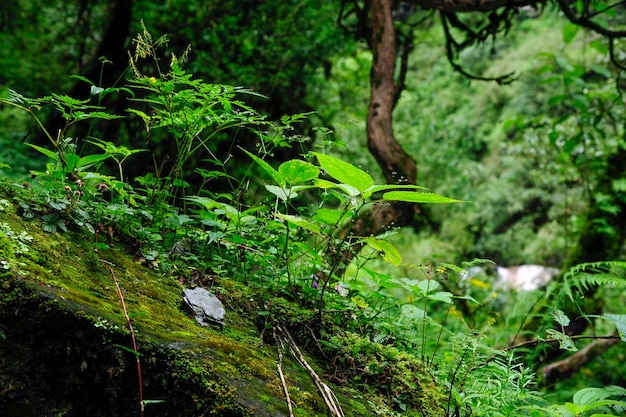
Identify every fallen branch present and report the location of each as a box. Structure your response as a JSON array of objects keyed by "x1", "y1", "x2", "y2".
[
  {"x1": 276, "y1": 323, "x2": 344, "y2": 417},
  {"x1": 273, "y1": 327, "x2": 295, "y2": 417},
  {"x1": 541, "y1": 333, "x2": 621, "y2": 382},
  {"x1": 477, "y1": 334, "x2": 621, "y2": 370}
]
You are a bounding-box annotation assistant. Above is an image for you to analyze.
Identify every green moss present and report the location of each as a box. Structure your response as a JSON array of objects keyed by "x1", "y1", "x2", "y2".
[
  {"x1": 326, "y1": 331, "x2": 447, "y2": 415},
  {"x1": 0, "y1": 232, "x2": 14, "y2": 278},
  {"x1": 0, "y1": 193, "x2": 373, "y2": 416}
]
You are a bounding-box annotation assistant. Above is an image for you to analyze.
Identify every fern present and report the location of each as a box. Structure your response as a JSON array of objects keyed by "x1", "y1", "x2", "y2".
[{"x1": 562, "y1": 261, "x2": 626, "y2": 302}]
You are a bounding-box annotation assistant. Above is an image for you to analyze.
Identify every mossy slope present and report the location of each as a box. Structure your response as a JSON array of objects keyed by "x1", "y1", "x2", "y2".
[{"x1": 0, "y1": 197, "x2": 369, "y2": 417}]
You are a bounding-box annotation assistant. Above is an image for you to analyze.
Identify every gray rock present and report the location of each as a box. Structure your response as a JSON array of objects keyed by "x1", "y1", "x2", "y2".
[
  {"x1": 168, "y1": 237, "x2": 193, "y2": 257},
  {"x1": 182, "y1": 287, "x2": 225, "y2": 327}
]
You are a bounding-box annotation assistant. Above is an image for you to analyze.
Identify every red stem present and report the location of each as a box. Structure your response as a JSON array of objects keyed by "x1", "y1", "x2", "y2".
[{"x1": 96, "y1": 230, "x2": 144, "y2": 417}]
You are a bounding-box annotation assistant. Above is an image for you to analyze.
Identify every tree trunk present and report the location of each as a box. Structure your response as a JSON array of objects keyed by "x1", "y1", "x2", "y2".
[
  {"x1": 35, "y1": 0, "x2": 133, "y2": 145},
  {"x1": 367, "y1": 0, "x2": 417, "y2": 186},
  {"x1": 326, "y1": 0, "x2": 421, "y2": 278}
]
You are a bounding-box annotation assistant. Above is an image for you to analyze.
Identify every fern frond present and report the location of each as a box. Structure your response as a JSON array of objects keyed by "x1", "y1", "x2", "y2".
[
  {"x1": 565, "y1": 261, "x2": 626, "y2": 278},
  {"x1": 563, "y1": 261, "x2": 626, "y2": 302}
]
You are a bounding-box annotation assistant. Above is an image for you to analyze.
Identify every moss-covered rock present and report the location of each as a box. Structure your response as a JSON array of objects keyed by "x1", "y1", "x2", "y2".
[
  {"x1": 0, "y1": 190, "x2": 445, "y2": 416},
  {"x1": 0, "y1": 194, "x2": 370, "y2": 416}
]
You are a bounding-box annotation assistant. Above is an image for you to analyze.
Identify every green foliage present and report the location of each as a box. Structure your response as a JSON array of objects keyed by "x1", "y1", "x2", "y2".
[
  {"x1": 564, "y1": 262, "x2": 626, "y2": 296},
  {"x1": 0, "y1": 32, "x2": 468, "y2": 413},
  {"x1": 526, "y1": 385, "x2": 626, "y2": 417},
  {"x1": 2, "y1": 20, "x2": 625, "y2": 416},
  {"x1": 127, "y1": 24, "x2": 268, "y2": 200}
]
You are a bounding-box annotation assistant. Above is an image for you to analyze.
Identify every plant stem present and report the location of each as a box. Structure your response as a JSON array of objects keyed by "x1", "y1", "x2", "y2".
[{"x1": 95, "y1": 231, "x2": 144, "y2": 417}]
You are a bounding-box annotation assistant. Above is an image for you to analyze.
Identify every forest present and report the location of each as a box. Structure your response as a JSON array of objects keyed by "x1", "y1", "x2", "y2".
[{"x1": 1, "y1": 0, "x2": 626, "y2": 416}]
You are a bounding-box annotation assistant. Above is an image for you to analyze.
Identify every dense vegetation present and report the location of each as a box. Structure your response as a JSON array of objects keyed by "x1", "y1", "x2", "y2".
[{"x1": 1, "y1": 1, "x2": 626, "y2": 416}]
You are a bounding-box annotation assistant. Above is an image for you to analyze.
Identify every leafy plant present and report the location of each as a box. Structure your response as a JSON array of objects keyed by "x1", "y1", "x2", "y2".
[
  {"x1": 525, "y1": 385, "x2": 626, "y2": 417},
  {"x1": 2, "y1": 21, "x2": 625, "y2": 417}
]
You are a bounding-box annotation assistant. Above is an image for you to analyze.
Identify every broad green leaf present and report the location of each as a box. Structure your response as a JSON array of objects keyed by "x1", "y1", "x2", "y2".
[
  {"x1": 243, "y1": 149, "x2": 285, "y2": 187},
  {"x1": 65, "y1": 153, "x2": 80, "y2": 171},
  {"x1": 590, "y1": 64, "x2": 612, "y2": 79},
  {"x1": 275, "y1": 213, "x2": 321, "y2": 233},
  {"x1": 401, "y1": 304, "x2": 426, "y2": 320},
  {"x1": 582, "y1": 400, "x2": 626, "y2": 417},
  {"x1": 546, "y1": 329, "x2": 578, "y2": 352},
  {"x1": 428, "y1": 291, "x2": 453, "y2": 304},
  {"x1": 312, "y1": 208, "x2": 349, "y2": 225},
  {"x1": 562, "y1": 22, "x2": 579, "y2": 44},
  {"x1": 547, "y1": 94, "x2": 568, "y2": 106},
  {"x1": 564, "y1": 402, "x2": 582, "y2": 415},
  {"x1": 418, "y1": 280, "x2": 440, "y2": 294},
  {"x1": 551, "y1": 309, "x2": 571, "y2": 327},
  {"x1": 603, "y1": 314, "x2": 626, "y2": 341},
  {"x1": 76, "y1": 153, "x2": 111, "y2": 169},
  {"x1": 313, "y1": 178, "x2": 360, "y2": 197},
  {"x1": 185, "y1": 196, "x2": 238, "y2": 215},
  {"x1": 69, "y1": 74, "x2": 95, "y2": 85},
  {"x1": 336, "y1": 183, "x2": 361, "y2": 197},
  {"x1": 27, "y1": 143, "x2": 58, "y2": 161},
  {"x1": 278, "y1": 160, "x2": 319, "y2": 184},
  {"x1": 383, "y1": 191, "x2": 463, "y2": 204},
  {"x1": 313, "y1": 152, "x2": 374, "y2": 192},
  {"x1": 362, "y1": 184, "x2": 426, "y2": 199},
  {"x1": 290, "y1": 185, "x2": 317, "y2": 194},
  {"x1": 455, "y1": 294, "x2": 480, "y2": 304},
  {"x1": 313, "y1": 178, "x2": 338, "y2": 189},
  {"x1": 577, "y1": 392, "x2": 620, "y2": 408},
  {"x1": 396, "y1": 277, "x2": 421, "y2": 290},
  {"x1": 572, "y1": 94, "x2": 589, "y2": 110},
  {"x1": 265, "y1": 185, "x2": 297, "y2": 201},
  {"x1": 363, "y1": 237, "x2": 402, "y2": 266},
  {"x1": 590, "y1": 39, "x2": 609, "y2": 54}
]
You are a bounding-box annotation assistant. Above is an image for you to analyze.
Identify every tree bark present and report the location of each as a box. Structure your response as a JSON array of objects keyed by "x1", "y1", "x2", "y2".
[
  {"x1": 367, "y1": 0, "x2": 417, "y2": 186},
  {"x1": 36, "y1": 0, "x2": 133, "y2": 145},
  {"x1": 327, "y1": 0, "x2": 421, "y2": 278}
]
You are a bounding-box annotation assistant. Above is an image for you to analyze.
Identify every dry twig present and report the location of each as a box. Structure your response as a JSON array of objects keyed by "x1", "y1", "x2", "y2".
[
  {"x1": 273, "y1": 327, "x2": 295, "y2": 417},
  {"x1": 276, "y1": 323, "x2": 345, "y2": 417}
]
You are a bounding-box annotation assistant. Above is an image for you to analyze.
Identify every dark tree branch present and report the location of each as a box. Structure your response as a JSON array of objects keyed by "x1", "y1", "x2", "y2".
[
  {"x1": 541, "y1": 333, "x2": 622, "y2": 382},
  {"x1": 555, "y1": 0, "x2": 626, "y2": 38},
  {"x1": 393, "y1": 32, "x2": 415, "y2": 106},
  {"x1": 406, "y1": 0, "x2": 541, "y2": 12},
  {"x1": 554, "y1": 0, "x2": 626, "y2": 70},
  {"x1": 477, "y1": 334, "x2": 622, "y2": 371},
  {"x1": 440, "y1": 11, "x2": 517, "y2": 84},
  {"x1": 609, "y1": 38, "x2": 626, "y2": 71},
  {"x1": 586, "y1": 0, "x2": 626, "y2": 19},
  {"x1": 338, "y1": 0, "x2": 371, "y2": 45}
]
